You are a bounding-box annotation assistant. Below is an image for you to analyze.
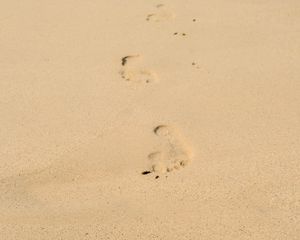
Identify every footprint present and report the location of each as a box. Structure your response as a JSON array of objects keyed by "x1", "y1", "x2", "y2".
[
  {"x1": 120, "y1": 55, "x2": 158, "y2": 84},
  {"x1": 146, "y1": 4, "x2": 175, "y2": 22},
  {"x1": 145, "y1": 125, "x2": 192, "y2": 174},
  {"x1": 192, "y1": 61, "x2": 201, "y2": 69}
]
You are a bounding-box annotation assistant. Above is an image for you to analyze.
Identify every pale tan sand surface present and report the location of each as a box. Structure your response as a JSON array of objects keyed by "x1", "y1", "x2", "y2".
[{"x1": 1, "y1": 0, "x2": 300, "y2": 239}]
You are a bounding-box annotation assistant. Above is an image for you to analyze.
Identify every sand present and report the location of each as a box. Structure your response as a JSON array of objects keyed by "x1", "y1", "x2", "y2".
[{"x1": 0, "y1": 0, "x2": 299, "y2": 239}]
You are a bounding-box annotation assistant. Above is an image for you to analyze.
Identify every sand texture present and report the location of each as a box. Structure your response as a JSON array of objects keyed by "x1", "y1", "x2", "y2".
[{"x1": 0, "y1": 1, "x2": 300, "y2": 239}]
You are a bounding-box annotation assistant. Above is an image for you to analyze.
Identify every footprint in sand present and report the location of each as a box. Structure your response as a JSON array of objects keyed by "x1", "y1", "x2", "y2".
[
  {"x1": 146, "y1": 4, "x2": 175, "y2": 22},
  {"x1": 144, "y1": 125, "x2": 192, "y2": 175},
  {"x1": 120, "y1": 55, "x2": 158, "y2": 84}
]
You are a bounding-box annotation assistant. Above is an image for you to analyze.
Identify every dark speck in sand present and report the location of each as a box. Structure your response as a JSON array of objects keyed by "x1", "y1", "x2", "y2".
[{"x1": 142, "y1": 171, "x2": 151, "y2": 175}]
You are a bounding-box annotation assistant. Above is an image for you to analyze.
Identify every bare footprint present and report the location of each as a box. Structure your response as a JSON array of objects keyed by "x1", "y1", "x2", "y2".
[
  {"x1": 120, "y1": 55, "x2": 158, "y2": 84},
  {"x1": 145, "y1": 125, "x2": 192, "y2": 174},
  {"x1": 146, "y1": 4, "x2": 175, "y2": 22}
]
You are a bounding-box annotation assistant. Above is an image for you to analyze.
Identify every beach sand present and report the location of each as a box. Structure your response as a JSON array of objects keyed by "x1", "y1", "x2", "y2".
[{"x1": 0, "y1": 0, "x2": 299, "y2": 239}]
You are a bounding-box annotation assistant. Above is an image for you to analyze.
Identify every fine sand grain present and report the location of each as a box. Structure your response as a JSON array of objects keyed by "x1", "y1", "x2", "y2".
[{"x1": 1, "y1": 1, "x2": 299, "y2": 239}]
